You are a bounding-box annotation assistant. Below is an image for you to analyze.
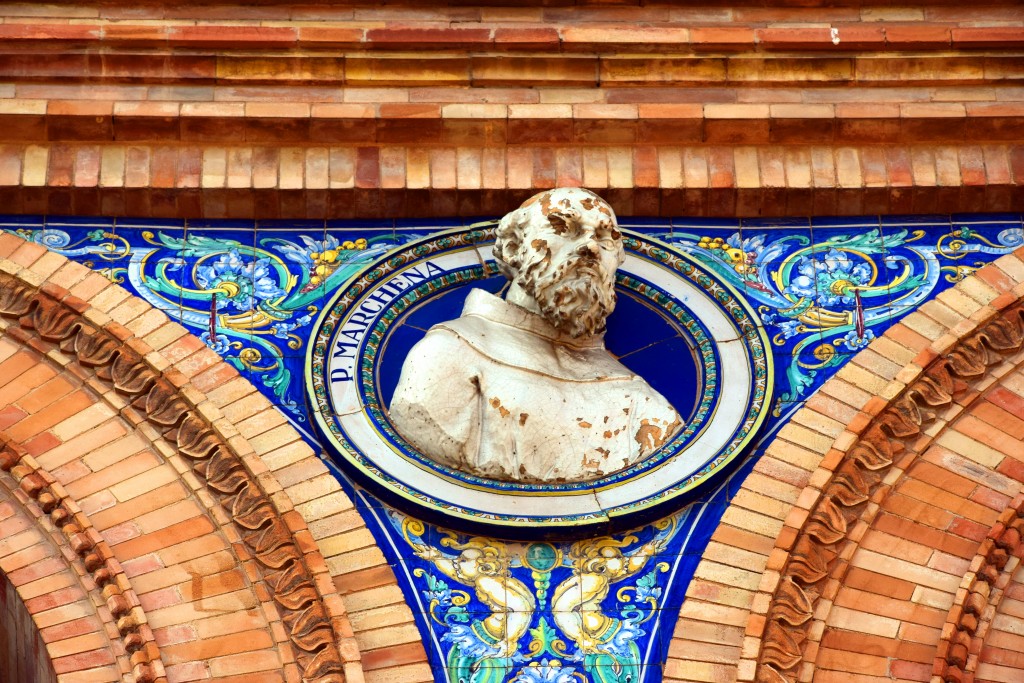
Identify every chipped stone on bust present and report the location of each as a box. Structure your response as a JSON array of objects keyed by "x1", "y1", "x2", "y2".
[{"x1": 389, "y1": 188, "x2": 682, "y2": 483}]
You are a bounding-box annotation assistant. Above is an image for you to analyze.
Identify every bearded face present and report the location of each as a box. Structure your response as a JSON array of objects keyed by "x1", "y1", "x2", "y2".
[{"x1": 516, "y1": 245, "x2": 617, "y2": 338}]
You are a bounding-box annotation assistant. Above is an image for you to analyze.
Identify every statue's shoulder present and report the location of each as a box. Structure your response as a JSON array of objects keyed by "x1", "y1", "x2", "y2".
[
  {"x1": 409, "y1": 321, "x2": 472, "y2": 360},
  {"x1": 432, "y1": 311, "x2": 497, "y2": 342},
  {"x1": 429, "y1": 308, "x2": 530, "y2": 367}
]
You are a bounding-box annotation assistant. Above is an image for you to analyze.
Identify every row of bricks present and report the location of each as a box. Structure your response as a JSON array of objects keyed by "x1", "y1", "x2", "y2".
[
  {"x1": 2, "y1": 184, "x2": 1018, "y2": 220},
  {"x1": 1, "y1": 52, "x2": 1020, "y2": 88},
  {"x1": 2, "y1": 144, "x2": 1020, "y2": 192},
  {"x1": 1, "y1": 3, "x2": 1019, "y2": 25},
  {"x1": 0, "y1": 22, "x2": 1021, "y2": 52},
  {"x1": 2, "y1": 109, "x2": 1022, "y2": 146},
  {"x1": 6, "y1": 83, "x2": 1024, "y2": 107},
  {"x1": 9, "y1": 99, "x2": 1024, "y2": 121}
]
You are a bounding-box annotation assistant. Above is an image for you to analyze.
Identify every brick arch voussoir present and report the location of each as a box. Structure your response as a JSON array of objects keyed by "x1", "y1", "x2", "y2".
[
  {"x1": 0, "y1": 454, "x2": 127, "y2": 682},
  {"x1": 935, "y1": 492, "x2": 1024, "y2": 683},
  {"x1": 664, "y1": 246, "x2": 1024, "y2": 683},
  {"x1": 753, "y1": 283, "x2": 1024, "y2": 683},
  {"x1": 0, "y1": 232, "x2": 367, "y2": 683}
]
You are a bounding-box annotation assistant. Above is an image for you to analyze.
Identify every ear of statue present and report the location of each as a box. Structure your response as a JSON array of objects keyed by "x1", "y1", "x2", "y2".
[
  {"x1": 500, "y1": 232, "x2": 521, "y2": 274},
  {"x1": 493, "y1": 212, "x2": 523, "y2": 278}
]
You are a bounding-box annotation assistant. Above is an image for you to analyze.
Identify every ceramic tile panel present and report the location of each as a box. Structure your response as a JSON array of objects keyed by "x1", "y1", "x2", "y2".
[{"x1": 5, "y1": 210, "x2": 1023, "y2": 683}]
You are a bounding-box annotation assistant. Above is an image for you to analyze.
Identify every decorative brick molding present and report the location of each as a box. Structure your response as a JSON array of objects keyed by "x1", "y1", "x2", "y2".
[
  {"x1": 0, "y1": 435, "x2": 166, "y2": 683},
  {"x1": 0, "y1": 230, "x2": 424, "y2": 682},
  {"x1": 1, "y1": 142, "x2": 1019, "y2": 219},
  {"x1": 0, "y1": 274, "x2": 349, "y2": 682},
  {"x1": 936, "y1": 494, "x2": 1024, "y2": 683},
  {"x1": 755, "y1": 300, "x2": 1024, "y2": 682},
  {"x1": 0, "y1": 236, "x2": 367, "y2": 682},
  {"x1": 0, "y1": 471, "x2": 122, "y2": 681},
  {"x1": 665, "y1": 248, "x2": 1024, "y2": 682}
]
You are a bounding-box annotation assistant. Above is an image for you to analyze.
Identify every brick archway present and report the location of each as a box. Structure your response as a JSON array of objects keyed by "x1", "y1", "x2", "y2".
[
  {"x1": 0, "y1": 484, "x2": 92, "y2": 683},
  {"x1": 0, "y1": 232, "x2": 404, "y2": 682},
  {"x1": 0, "y1": 431, "x2": 168, "y2": 682},
  {"x1": 667, "y1": 248, "x2": 1024, "y2": 682}
]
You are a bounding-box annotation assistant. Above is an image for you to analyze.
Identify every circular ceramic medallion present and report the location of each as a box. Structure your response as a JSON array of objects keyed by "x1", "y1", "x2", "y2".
[{"x1": 307, "y1": 225, "x2": 772, "y2": 533}]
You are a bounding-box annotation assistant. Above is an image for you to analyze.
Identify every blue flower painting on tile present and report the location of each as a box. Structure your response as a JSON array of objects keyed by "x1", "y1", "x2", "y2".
[
  {"x1": 4, "y1": 221, "x2": 416, "y2": 422},
  {"x1": 2, "y1": 211, "x2": 1022, "y2": 683},
  {"x1": 658, "y1": 219, "x2": 1023, "y2": 411}
]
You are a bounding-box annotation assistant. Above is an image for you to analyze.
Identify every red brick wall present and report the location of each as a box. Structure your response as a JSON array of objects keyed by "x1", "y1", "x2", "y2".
[{"x1": 0, "y1": 2, "x2": 1020, "y2": 218}]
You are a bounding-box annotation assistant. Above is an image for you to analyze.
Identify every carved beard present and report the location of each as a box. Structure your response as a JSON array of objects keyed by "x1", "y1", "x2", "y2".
[{"x1": 518, "y1": 252, "x2": 617, "y2": 338}]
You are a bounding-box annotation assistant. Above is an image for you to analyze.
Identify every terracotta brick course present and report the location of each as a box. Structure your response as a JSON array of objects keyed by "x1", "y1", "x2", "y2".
[{"x1": 1, "y1": 140, "x2": 1023, "y2": 217}]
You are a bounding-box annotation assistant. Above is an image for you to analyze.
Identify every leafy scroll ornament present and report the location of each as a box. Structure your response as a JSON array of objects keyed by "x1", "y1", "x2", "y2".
[
  {"x1": 659, "y1": 226, "x2": 1022, "y2": 413},
  {"x1": 397, "y1": 511, "x2": 680, "y2": 683}
]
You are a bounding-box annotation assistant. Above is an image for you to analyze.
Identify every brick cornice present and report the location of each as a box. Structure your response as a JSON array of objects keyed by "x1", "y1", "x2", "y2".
[
  {"x1": 4, "y1": 102, "x2": 1023, "y2": 146},
  {"x1": 0, "y1": 142, "x2": 1019, "y2": 218},
  {"x1": 0, "y1": 4, "x2": 1021, "y2": 218}
]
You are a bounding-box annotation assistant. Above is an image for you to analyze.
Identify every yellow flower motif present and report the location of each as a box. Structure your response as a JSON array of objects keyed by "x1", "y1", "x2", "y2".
[{"x1": 306, "y1": 239, "x2": 369, "y2": 285}]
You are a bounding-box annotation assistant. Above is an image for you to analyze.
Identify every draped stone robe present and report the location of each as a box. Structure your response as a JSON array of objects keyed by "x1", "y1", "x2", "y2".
[{"x1": 389, "y1": 289, "x2": 681, "y2": 483}]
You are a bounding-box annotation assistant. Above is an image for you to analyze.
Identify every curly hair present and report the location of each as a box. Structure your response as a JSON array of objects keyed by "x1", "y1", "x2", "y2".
[{"x1": 492, "y1": 187, "x2": 616, "y2": 280}]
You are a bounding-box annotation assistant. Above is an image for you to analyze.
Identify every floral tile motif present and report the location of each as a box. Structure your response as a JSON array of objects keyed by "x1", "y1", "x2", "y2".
[
  {"x1": 654, "y1": 218, "x2": 1022, "y2": 412},
  {"x1": 5, "y1": 211, "x2": 1023, "y2": 683}
]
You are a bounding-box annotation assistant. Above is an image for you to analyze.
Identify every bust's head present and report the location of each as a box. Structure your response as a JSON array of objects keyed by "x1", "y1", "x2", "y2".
[{"x1": 494, "y1": 188, "x2": 625, "y2": 338}]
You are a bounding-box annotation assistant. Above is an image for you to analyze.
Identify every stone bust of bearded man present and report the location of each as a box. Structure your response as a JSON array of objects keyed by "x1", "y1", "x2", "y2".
[{"x1": 389, "y1": 188, "x2": 681, "y2": 483}]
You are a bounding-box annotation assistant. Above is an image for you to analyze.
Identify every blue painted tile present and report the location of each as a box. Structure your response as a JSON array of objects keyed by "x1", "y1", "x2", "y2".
[
  {"x1": 17, "y1": 210, "x2": 1024, "y2": 683},
  {"x1": 606, "y1": 290, "x2": 680, "y2": 358},
  {"x1": 0, "y1": 215, "x2": 45, "y2": 229},
  {"x1": 619, "y1": 337, "x2": 702, "y2": 422}
]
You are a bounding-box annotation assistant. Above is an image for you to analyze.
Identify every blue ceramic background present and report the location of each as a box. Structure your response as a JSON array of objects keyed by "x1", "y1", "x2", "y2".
[{"x1": 3, "y1": 212, "x2": 1022, "y2": 683}]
